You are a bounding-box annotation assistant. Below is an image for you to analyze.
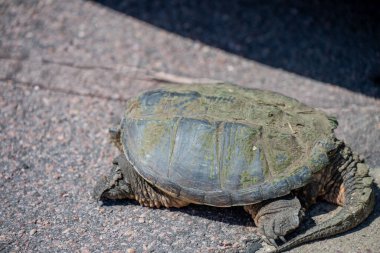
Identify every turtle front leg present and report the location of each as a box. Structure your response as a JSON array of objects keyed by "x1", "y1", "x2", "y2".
[{"x1": 244, "y1": 195, "x2": 304, "y2": 246}]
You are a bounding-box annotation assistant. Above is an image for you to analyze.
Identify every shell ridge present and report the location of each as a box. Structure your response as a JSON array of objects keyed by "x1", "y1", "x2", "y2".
[
  {"x1": 214, "y1": 121, "x2": 222, "y2": 190},
  {"x1": 217, "y1": 122, "x2": 225, "y2": 190},
  {"x1": 260, "y1": 125, "x2": 273, "y2": 179},
  {"x1": 168, "y1": 117, "x2": 181, "y2": 178}
]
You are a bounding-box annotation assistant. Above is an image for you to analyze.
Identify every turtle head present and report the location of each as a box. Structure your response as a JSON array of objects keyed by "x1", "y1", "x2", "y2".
[{"x1": 93, "y1": 155, "x2": 134, "y2": 201}]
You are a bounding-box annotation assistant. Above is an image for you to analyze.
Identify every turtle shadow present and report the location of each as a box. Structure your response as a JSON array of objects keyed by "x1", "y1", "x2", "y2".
[
  {"x1": 174, "y1": 200, "x2": 338, "y2": 228},
  {"x1": 100, "y1": 184, "x2": 379, "y2": 235},
  {"x1": 171, "y1": 204, "x2": 253, "y2": 227},
  {"x1": 100, "y1": 185, "x2": 379, "y2": 229},
  {"x1": 171, "y1": 199, "x2": 341, "y2": 235},
  {"x1": 100, "y1": 198, "x2": 139, "y2": 207},
  {"x1": 101, "y1": 198, "x2": 252, "y2": 226}
]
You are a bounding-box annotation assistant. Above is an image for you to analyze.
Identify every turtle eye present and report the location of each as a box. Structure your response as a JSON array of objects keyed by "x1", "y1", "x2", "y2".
[{"x1": 112, "y1": 157, "x2": 119, "y2": 165}]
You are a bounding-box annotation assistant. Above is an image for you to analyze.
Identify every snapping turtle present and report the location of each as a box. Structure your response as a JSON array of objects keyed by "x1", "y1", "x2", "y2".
[{"x1": 94, "y1": 83, "x2": 374, "y2": 252}]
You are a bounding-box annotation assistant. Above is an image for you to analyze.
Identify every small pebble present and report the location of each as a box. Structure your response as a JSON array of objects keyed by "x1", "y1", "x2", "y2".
[
  {"x1": 127, "y1": 248, "x2": 136, "y2": 253},
  {"x1": 222, "y1": 240, "x2": 232, "y2": 246},
  {"x1": 125, "y1": 230, "x2": 134, "y2": 236},
  {"x1": 29, "y1": 229, "x2": 37, "y2": 236},
  {"x1": 63, "y1": 228, "x2": 71, "y2": 234},
  {"x1": 80, "y1": 247, "x2": 91, "y2": 253}
]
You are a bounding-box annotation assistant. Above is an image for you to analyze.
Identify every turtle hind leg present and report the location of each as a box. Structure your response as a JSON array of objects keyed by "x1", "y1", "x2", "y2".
[{"x1": 244, "y1": 195, "x2": 304, "y2": 247}]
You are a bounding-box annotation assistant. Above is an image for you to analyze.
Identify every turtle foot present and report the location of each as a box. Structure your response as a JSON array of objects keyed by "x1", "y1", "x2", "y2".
[{"x1": 253, "y1": 196, "x2": 304, "y2": 248}]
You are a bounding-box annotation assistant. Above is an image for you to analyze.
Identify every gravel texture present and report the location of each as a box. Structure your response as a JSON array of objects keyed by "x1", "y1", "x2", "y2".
[{"x1": 0, "y1": 1, "x2": 379, "y2": 253}]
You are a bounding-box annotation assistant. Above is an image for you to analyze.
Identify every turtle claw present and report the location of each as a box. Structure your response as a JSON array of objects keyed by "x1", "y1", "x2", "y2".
[
  {"x1": 262, "y1": 235, "x2": 286, "y2": 248},
  {"x1": 263, "y1": 237, "x2": 278, "y2": 248},
  {"x1": 269, "y1": 238, "x2": 278, "y2": 247}
]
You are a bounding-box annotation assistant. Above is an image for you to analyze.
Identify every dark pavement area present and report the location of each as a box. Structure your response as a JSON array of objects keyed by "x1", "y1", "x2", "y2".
[
  {"x1": 95, "y1": 0, "x2": 380, "y2": 98},
  {"x1": 0, "y1": 0, "x2": 379, "y2": 252}
]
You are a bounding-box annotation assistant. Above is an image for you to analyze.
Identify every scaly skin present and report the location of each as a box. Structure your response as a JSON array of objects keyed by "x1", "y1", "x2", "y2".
[{"x1": 273, "y1": 145, "x2": 375, "y2": 252}]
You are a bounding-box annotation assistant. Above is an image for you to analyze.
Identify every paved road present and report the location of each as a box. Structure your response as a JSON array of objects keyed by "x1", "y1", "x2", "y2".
[{"x1": 1, "y1": 1, "x2": 379, "y2": 252}]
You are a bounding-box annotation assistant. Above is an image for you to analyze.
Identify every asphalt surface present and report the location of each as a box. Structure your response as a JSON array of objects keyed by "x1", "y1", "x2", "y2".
[{"x1": 0, "y1": 1, "x2": 379, "y2": 253}]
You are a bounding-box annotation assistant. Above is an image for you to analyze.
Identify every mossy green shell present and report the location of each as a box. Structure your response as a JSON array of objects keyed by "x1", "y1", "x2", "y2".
[{"x1": 120, "y1": 83, "x2": 337, "y2": 206}]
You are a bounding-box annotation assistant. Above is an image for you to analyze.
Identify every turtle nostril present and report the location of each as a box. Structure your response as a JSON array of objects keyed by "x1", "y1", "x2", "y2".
[{"x1": 93, "y1": 176, "x2": 110, "y2": 200}]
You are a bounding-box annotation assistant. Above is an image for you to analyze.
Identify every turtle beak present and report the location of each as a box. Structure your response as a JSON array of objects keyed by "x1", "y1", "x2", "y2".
[
  {"x1": 93, "y1": 155, "x2": 133, "y2": 201},
  {"x1": 93, "y1": 165, "x2": 132, "y2": 201},
  {"x1": 93, "y1": 175, "x2": 111, "y2": 201}
]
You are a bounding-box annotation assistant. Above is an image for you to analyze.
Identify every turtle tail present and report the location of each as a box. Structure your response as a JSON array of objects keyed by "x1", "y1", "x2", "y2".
[{"x1": 273, "y1": 148, "x2": 375, "y2": 253}]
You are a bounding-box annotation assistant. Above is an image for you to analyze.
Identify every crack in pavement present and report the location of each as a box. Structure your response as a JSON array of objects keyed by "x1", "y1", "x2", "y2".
[{"x1": 0, "y1": 77, "x2": 129, "y2": 102}]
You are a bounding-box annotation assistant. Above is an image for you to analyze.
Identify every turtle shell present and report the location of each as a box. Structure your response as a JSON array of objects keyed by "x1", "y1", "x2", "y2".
[{"x1": 120, "y1": 83, "x2": 338, "y2": 207}]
